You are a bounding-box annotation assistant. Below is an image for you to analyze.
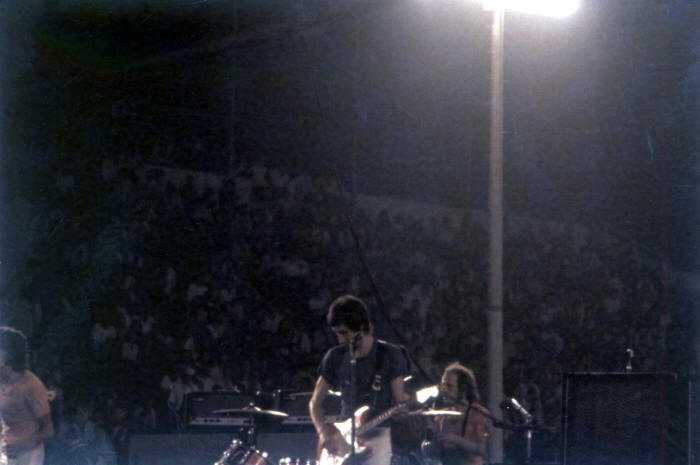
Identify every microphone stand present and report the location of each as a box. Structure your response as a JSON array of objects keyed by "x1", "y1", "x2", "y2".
[
  {"x1": 509, "y1": 398, "x2": 533, "y2": 465},
  {"x1": 349, "y1": 337, "x2": 359, "y2": 465},
  {"x1": 498, "y1": 398, "x2": 539, "y2": 465},
  {"x1": 523, "y1": 417, "x2": 533, "y2": 465}
]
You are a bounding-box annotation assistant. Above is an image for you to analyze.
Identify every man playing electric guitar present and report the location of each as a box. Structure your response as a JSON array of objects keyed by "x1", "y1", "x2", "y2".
[{"x1": 309, "y1": 295, "x2": 411, "y2": 465}]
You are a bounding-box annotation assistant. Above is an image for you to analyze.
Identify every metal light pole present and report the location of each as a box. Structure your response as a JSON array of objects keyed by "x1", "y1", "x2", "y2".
[
  {"x1": 486, "y1": 5, "x2": 505, "y2": 463},
  {"x1": 481, "y1": 2, "x2": 580, "y2": 462}
]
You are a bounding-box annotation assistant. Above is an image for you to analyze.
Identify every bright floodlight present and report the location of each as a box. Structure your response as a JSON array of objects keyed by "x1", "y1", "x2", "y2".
[
  {"x1": 416, "y1": 385, "x2": 439, "y2": 404},
  {"x1": 482, "y1": 0, "x2": 580, "y2": 18}
]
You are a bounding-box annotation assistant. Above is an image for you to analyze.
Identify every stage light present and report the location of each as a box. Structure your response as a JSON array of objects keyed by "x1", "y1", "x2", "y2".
[
  {"x1": 415, "y1": 385, "x2": 439, "y2": 403},
  {"x1": 481, "y1": 0, "x2": 580, "y2": 18}
]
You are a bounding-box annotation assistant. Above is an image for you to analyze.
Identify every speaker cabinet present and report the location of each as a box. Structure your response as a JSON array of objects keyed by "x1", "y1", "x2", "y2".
[
  {"x1": 185, "y1": 392, "x2": 258, "y2": 430},
  {"x1": 562, "y1": 373, "x2": 693, "y2": 465}
]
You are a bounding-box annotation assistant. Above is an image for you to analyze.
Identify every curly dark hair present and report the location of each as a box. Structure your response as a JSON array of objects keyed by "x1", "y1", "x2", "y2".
[
  {"x1": 444, "y1": 361, "x2": 480, "y2": 403},
  {"x1": 326, "y1": 295, "x2": 372, "y2": 333},
  {"x1": 0, "y1": 326, "x2": 28, "y2": 372}
]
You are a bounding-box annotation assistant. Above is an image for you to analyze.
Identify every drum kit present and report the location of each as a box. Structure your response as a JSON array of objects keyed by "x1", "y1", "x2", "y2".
[
  {"x1": 211, "y1": 396, "x2": 463, "y2": 465},
  {"x1": 212, "y1": 403, "x2": 289, "y2": 465}
]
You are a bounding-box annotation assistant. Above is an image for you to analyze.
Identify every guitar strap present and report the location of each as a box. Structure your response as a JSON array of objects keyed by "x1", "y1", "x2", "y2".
[
  {"x1": 460, "y1": 402, "x2": 472, "y2": 436},
  {"x1": 370, "y1": 340, "x2": 386, "y2": 410}
]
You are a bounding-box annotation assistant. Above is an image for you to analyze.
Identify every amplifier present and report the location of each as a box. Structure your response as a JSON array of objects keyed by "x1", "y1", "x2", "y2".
[
  {"x1": 282, "y1": 416, "x2": 314, "y2": 426},
  {"x1": 185, "y1": 392, "x2": 256, "y2": 428},
  {"x1": 562, "y1": 372, "x2": 693, "y2": 465},
  {"x1": 188, "y1": 416, "x2": 249, "y2": 427},
  {"x1": 185, "y1": 391, "x2": 342, "y2": 429},
  {"x1": 280, "y1": 392, "x2": 340, "y2": 426}
]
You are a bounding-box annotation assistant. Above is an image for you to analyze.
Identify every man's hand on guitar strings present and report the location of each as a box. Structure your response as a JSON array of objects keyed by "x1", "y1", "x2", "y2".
[{"x1": 321, "y1": 423, "x2": 345, "y2": 455}]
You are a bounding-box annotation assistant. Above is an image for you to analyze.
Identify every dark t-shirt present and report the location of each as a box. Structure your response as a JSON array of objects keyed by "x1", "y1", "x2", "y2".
[{"x1": 319, "y1": 338, "x2": 409, "y2": 421}]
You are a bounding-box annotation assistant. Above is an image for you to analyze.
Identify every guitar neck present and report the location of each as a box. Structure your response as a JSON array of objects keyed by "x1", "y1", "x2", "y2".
[{"x1": 356, "y1": 402, "x2": 406, "y2": 435}]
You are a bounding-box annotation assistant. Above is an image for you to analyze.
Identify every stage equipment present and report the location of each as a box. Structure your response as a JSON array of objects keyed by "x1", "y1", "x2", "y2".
[
  {"x1": 214, "y1": 438, "x2": 273, "y2": 465},
  {"x1": 562, "y1": 372, "x2": 695, "y2": 465},
  {"x1": 186, "y1": 392, "x2": 258, "y2": 429},
  {"x1": 277, "y1": 391, "x2": 341, "y2": 427},
  {"x1": 406, "y1": 409, "x2": 463, "y2": 417}
]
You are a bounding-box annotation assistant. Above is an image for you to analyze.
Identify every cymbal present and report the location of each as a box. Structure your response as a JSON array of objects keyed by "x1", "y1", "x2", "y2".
[
  {"x1": 408, "y1": 409, "x2": 463, "y2": 417},
  {"x1": 212, "y1": 405, "x2": 289, "y2": 418},
  {"x1": 287, "y1": 390, "x2": 341, "y2": 398}
]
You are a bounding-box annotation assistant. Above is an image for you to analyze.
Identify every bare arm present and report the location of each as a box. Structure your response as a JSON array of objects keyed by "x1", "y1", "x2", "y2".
[
  {"x1": 390, "y1": 375, "x2": 410, "y2": 404},
  {"x1": 310, "y1": 376, "x2": 343, "y2": 455},
  {"x1": 1, "y1": 412, "x2": 53, "y2": 458},
  {"x1": 35, "y1": 412, "x2": 54, "y2": 446},
  {"x1": 437, "y1": 408, "x2": 490, "y2": 458},
  {"x1": 436, "y1": 433, "x2": 487, "y2": 457},
  {"x1": 310, "y1": 376, "x2": 330, "y2": 434}
]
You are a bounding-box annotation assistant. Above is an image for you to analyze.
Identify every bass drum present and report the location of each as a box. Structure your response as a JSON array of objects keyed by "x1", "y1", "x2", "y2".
[{"x1": 215, "y1": 439, "x2": 273, "y2": 465}]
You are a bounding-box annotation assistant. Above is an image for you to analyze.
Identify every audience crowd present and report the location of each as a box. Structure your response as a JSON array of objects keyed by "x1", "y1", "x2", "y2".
[{"x1": 13, "y1": 158, "x2": 697, "y2": 464}]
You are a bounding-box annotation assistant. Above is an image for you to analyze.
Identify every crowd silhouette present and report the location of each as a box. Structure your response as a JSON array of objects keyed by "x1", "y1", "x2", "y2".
[{"x1": 11, "y1": 158, "x2": 695, "y2": 465}]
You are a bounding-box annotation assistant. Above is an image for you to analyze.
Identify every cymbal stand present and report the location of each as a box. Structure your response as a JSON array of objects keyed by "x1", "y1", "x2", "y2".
[
  {"x1": 244, "y1": 405, "x2": 259, "y2": 447},
  {"x1": 524, "y1": 421, "x2": 532, "y2": 465}
]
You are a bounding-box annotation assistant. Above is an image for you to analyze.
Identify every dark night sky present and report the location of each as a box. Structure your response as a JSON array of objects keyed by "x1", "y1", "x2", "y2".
[{"x1": 1, "y1": 0, "x2": 698, "y2": 272}]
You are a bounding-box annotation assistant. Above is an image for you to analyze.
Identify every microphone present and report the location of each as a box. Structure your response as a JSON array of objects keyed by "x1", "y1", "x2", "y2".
[
  {"x1": 349, "y1": 332, "x2": 363, "y2": 355},
  {"x1": 433, "y1": 391, "x2": 449, "y2": 408},
  {"x1": 507, "y1": 397, "x2": 533, "y2": 422},
  {"x1": 625, "y1": 348, "x2": 634, "y2": 372},
  {"x1": 352, "y1": 332, "x2": 363, "y2": 344}
]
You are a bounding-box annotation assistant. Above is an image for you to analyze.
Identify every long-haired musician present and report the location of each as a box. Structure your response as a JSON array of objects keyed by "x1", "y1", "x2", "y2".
[
  {"x1": 423, "y1": 362, "x2": 491, "y2": 465},
  {"x1": 0, "y1": 327, "x2": 53, "y2": 465}
]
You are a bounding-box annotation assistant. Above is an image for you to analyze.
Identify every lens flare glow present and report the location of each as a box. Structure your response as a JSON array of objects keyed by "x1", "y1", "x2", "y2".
[
  {"x1": 482, "y1": 0, "x2": 580, "y2": 18},
  {"x1": 416, "y1": 385, "x2": 439, "y2": 404}
]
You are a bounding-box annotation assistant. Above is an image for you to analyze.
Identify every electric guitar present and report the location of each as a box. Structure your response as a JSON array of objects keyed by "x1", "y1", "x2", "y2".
[{"x1": 317, "y1": 401, "x2": 410, "y2": 465}]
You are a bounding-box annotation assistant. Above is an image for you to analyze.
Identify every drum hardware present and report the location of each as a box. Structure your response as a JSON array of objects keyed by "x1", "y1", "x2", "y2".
[
  {"x1": 254, "y1": 389, "x2": 283, "y2": 411},
  {"x1": 214, "y1": 390, "x2": 330, "y2": 465},
  {"x1": 278, "y1": 458, "x2": 320, "y2": 465},
  {"x1": 186, "y1": 391, "x2": 258, "y2": 428},
  {"x1": 214, "y1": 439, "x2": 273, "y2": 465},
  {"x1": 213, "y1": 401, "x2": 288, "y2": 465},
  {"x1": 406, "y1": 409, "x2": 463, "y2": 417},
  {"x1": 213, "y1": 405, "x2": 289, "y2": 418},
  {"x1": 213, "y1": 403, "x2": 289, "y2": 456},
  {"x1": 419, "y1": 437, "x2": 440, "y2": 462},
  {"x1": 188, "y1": 416, "x2": 249, "y2": 427}
]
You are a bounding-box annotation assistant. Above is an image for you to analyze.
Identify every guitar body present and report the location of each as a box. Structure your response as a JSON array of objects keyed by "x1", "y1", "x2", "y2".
[
  {"x1": 318, "y1": 442, "x2": 371, "y2": 465},
  {"x1": 318, "y1": 406, "x2": 372, "y2": 465},
  {"x1": 317, "y1": 401, "x2": 410, "y2": 465}
]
